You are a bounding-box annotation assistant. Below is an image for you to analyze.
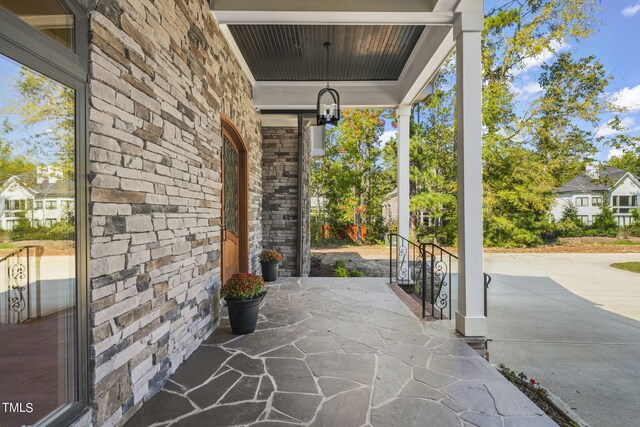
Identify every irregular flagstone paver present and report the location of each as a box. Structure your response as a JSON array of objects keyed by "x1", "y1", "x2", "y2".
[
  {"x1": 225, "y1": 352, "x2": 265, "y2": 376},
  {"x1": 271, "y1": 392, "x2": 323, "y2": 423},
  {"x1": 334, "y1": 335, "x2": 378, "y2": 354},
  {"x1": 317, "y1": 377, "x2": 362, "y2": 397},
  {"x1": 257, "y1": 375, "x2": 275, "y2": 400},
  {"x1": 372, "y1": 354, "x2": 413, "y2": 406},
  {"x1": 295, "y1": 335, "x2": 341, "y2": 354},
  {"x1": 260, "y1": 306, "x2": 312, "y2": 325},
  {"x1": 170, "y1": 346, "x2": 232, "y2": 389},
  {"x1": 262, "y1": 344, "x2": 305, "y2": 359},
  {"x1": 265, "y1": 358, "x2": 317, "y2": 393},
  {"x1": 375, "y1": 326, "x2": 431, "y2": 346},
  {"x1": 485, "y1": 381, "x2": 545, "y2": 416},
  {"x1": 220, "y1": 375, "x2": 260, "y2": 404},
  {"x1": 461, "y1": 411, "x2": 503, "y2": 427},
  {"x1": 382, "y1": 341, "x2": 432, "y2": 366},
  {"x1": 225, "y1": 325, "x2": 309, "y2": 356},
  {"x1": 306, "y1": 352, "x2": 375, "y2": 384},
  {"x1": 442, "y1": 397, "x2": 468, "y2": 413},
  {"x1": 310, "y1": 387, "x2": 371, "y2": 427},
  {"x1": 399, "y1": 380, "x2": 445, "y2": 400},
  {"x1": 250, "y1": 422, "x2": 302, "y2": 427},
  {"x1": 126, "y1": 278, "x2": 558, "y2": 427},
  {"x1": 413, "y1": 366, "x2": 457, "y2": 389},
  {"x1": 503, "y1": 415, "x2": 558, "y2": 427},
  {"x1": 124, "y1": 391, "x2": 194, "y2": 426},
  {"x1": 179, "y1": 401, "x2": 267, "y2": 426},
  {"x1": 187, "y1": 370, "x2": 242, "y2": 408},
  {"x1": 442, "y1": 381, "x2": 501, "y2": 415},
  {"x1": 430, "y1": 355, "x2": 494, "y2": 380},
  {"x1": 328, "y1": 320, "x2": 386, "y2": 348},
  {"x1": 298, "y1": 315, "x2": 336, "y2": 331},
  {"x1": 269, "y1": 409, "x2": 304, "y2": 424},
  {"x1": 371, "y1": 397, "x2": 460, "y2": 427}
]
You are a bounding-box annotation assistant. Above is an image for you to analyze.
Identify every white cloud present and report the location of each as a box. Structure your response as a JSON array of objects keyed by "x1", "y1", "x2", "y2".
[
  {"x1": 608, "y1": 148, "x2": 625, "y2": 159},
  {"x1": 515, "y1": 40, "x2": 570, "y2": 75},
  {"x1": 622, "y1": 2, "x2": 640, "y2": 16},
  {"x1": 595, "y1": 117, "x2": 636, "y2": 137},
  {"x1": 611, "y1": 84, "x2": 640, "y2": 112},
  {"x1": 514, "y1": 81, "x2": 543, "y2": 99},
  {"x1": 379, "y1": 130, "x2": 396, "y2": 146}
]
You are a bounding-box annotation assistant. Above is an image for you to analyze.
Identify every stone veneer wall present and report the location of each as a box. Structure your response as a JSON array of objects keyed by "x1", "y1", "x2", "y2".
[
  {"x1": 301, "y1": 125, "x2": 312, "y2": 276},
  {"x1": 261, "y1": 127, "x2": 298, "y2": 276},
  {"x1": 261, "y1": 125, "x2": 312, "y2": 277},
  {"x1": 83, "y1": 0, "x2": 262, "y2": 425}
]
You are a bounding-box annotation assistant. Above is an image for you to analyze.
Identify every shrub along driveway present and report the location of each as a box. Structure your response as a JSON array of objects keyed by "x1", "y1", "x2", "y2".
[{"x1": 486, "y1": 253, "x2": 640, "y2": 427}]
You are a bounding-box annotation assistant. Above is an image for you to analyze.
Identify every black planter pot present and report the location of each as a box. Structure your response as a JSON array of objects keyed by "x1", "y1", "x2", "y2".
[
  {"x1": 226, "y1": 291, "x2": 266, "y2": 335},
  {"x1": 261, "y1": 261, "x2": 279, "y2": 282}
]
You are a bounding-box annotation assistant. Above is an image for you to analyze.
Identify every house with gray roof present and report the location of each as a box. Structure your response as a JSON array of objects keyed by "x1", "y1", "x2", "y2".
[
  {"x1": 0, "y1": 170, "x2": 74, "y2": 231},
  {"x1": 551, "y1": 167, "x2": 640, "y2": 227}
]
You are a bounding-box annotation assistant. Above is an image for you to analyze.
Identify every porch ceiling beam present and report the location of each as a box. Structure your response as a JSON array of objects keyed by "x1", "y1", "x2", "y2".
[
  {"x1": 211, "y1": 11, "x2": 455, "y2": 26},
  {"x1": 398, "y1": 26, "x2": 454, "y2": 105},
  {"x1": 253, "y1": 81, "x2": 400, "y2": 110},
  {"x1": 211, "y1": 0, "x2": 441, "y2": 13}
]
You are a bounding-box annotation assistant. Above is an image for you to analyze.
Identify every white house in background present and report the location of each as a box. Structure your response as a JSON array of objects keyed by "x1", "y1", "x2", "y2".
[
  {"x1": 552, "y1": 167, "x2": 640, "y2": 227},
  {"x1": 0, "y1": 168, "x2": 74, "y2": 231}
]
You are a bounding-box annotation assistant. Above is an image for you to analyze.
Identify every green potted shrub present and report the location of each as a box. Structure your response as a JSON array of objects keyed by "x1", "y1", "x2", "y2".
[
  {"x1": 260, "y1": 249, "x2": 283, "y2": 282},
  {"x1": 222, "y1": 273, "x2": 266, "y2": 335}
]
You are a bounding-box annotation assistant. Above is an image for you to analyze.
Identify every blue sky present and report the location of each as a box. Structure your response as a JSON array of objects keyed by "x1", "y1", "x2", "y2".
[
  {"x1": 381, "y1": 0, "x2": 640, "y2": 162},
  {"x1": 500, "y1": 0, "x2": 640, "y2": 161}
]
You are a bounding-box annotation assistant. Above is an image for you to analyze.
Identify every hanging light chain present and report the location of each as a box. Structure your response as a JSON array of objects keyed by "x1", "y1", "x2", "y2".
[{"x1": 324, "y1": 42, "x2": 332, "y2": 88}]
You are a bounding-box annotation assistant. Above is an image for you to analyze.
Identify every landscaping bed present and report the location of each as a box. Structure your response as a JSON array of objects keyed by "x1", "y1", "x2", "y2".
[{"x1": 497, "y1": 365, "x2": 580, "y2": 427}]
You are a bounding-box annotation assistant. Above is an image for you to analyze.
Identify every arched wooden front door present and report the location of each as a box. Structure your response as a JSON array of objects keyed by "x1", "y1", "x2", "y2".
[{"x1": 221, "y1": 118, "x2": 249, "y2": 283}]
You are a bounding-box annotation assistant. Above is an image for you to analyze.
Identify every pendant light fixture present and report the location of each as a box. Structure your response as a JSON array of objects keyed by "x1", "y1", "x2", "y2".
[{"x1": 317, "y1": 42, "x2": 340, "y2": 126}]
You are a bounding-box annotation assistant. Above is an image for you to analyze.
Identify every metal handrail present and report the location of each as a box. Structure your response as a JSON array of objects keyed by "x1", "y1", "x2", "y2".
[
  {"x1": 1, "y1": 245, "x2": 44, "y2": 323},
  {"x1": 389, "y1": 234, "x2": 490, "y2": 319}
]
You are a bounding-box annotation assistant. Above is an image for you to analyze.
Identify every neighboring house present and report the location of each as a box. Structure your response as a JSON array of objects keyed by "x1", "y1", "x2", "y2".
[
  {"x1": 382, "y1": 188, "x2": 399, "y2": 224},
  {"x1": 0, "y1": 171, "x2": 74, "y2": 230},
  {"x1": 382, "y1": 188, "x2": 439, "y2": 227},
  {"x1": 552, "y1": 167, "x2": 640, "y2": 227}
]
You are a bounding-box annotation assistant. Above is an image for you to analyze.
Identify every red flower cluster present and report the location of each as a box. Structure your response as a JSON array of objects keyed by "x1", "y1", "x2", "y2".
[
  {"x1": 530, "y1": 379, "x2": 537, "y2": 385},
  {"x1": 222, "y1": 273, "x2": 265, "y2": 301},
  {"x1": 260, "y1": 249, "x2": 283, "y2": 263}
]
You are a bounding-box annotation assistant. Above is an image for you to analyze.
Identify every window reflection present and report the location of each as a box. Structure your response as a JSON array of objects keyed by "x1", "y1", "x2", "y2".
[
  {"x1": 0, "y1": 0, "x2": 75, "y2": 50},
  {"x1": 0, "y1": 53, "x2": 76, "y2": 426}
]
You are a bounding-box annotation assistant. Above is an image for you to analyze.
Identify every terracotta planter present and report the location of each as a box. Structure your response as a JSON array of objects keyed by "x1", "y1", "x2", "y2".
[
  {"x1": 261, "y1": 261, "x2": 279, "y2": 282},
  {"x1": 226, "y1": 291, "x2": 266, "y2": 335}
]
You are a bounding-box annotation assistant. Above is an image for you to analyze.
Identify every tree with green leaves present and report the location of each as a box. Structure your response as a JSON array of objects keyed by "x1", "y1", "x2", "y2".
[
  {"x1": 607, "y1": 151, "x2": 640, "y2": 176},
  {"x1": 317, "y1": 109, "x2": 392, "y2": 243}
]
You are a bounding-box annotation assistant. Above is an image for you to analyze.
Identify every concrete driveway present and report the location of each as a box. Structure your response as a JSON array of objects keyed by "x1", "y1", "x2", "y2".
[{"x1": 485, "y1": 253, "x2": 640, "y2": 427}]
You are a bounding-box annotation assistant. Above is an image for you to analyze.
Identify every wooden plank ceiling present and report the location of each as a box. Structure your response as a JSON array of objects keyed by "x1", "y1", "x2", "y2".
[{"x1": 228, "y1": 25, "x2": 425, "y2": 81}]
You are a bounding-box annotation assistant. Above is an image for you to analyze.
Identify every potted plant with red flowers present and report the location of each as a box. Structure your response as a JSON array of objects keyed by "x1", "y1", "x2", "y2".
[
  {"x1": 260, "y1": 249, "x2": 283, "y2": 282},
  {"x1": 222, "y1": 273, "x2": 266, "y2": 335}
]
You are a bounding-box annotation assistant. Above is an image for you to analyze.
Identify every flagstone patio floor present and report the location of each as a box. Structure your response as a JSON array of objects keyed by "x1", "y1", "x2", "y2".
[{"x1": 125, "y1": 277, "x2": 555, "y2": 427}]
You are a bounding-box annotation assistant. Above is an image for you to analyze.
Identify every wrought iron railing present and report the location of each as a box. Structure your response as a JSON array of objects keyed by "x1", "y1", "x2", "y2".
[
  {"x1": 1, "y1": 245, "x2": 43, "y2": 324},
  {"x1": 388, "y1": 234, "x2": 490, "y2": 320}
]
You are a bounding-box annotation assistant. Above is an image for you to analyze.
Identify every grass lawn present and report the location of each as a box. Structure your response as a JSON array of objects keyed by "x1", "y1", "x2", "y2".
[
  {"x1": 0, "y1": 243, "x2": 18, "y2": 250},
  {"x1": 611, "y1": 262, "x2": 640, "y2": 273}
]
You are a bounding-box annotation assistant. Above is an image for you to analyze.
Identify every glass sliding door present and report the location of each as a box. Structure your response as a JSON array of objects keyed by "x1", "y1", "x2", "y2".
[{"x1": 0, "y1": 52, "x2": 77, "y2": 427}]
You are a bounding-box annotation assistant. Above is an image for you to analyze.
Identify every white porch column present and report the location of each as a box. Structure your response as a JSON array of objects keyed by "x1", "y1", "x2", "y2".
[
  {"x1": 396, "y1": 105, "x2": 411, "y2": 283},
  {"x1": 454, "y1": 11, "x2": 486, "y2": 337}
]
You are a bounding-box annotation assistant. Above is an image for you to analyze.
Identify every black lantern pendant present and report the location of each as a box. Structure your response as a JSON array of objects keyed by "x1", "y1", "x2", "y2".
[{"x1": 317, "y1": 42, "x2": 340, "y2": 126}]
